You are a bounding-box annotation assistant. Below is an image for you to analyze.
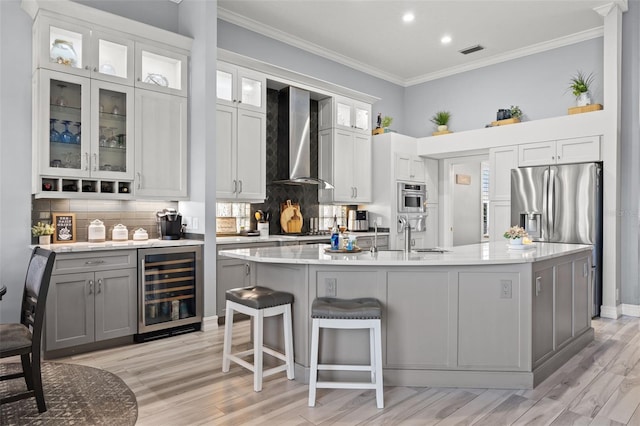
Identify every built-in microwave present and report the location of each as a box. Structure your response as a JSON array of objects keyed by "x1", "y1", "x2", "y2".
[{"x1": 397, "y1": 182, "x2": 427, "y2": 213}]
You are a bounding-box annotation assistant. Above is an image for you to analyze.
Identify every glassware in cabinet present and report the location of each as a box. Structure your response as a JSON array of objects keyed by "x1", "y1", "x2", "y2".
[{"x1": 92, "y1": 81, "x2": 134, "y2": 180}]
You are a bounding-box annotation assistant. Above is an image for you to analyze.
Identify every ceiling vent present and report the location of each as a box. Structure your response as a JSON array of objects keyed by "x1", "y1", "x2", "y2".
[{"x1": 459, "y1": 45, "x2": 484, "y2": 55}]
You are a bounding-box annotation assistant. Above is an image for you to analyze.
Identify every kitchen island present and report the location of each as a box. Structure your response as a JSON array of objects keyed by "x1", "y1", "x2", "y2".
[{"x1": 219, "y1": 242, "x2": 594, "y2": 389}]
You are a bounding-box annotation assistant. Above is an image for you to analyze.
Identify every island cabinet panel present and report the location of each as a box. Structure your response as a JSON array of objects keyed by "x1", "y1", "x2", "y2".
[
  {"x1": 385, "y1": 271, "x2": 455, "y2": 368},
  {"x1": 532, "y1": 265, "x2": 554, "y2": 366},
  {"x1": 573, "y1": 257, "x2": 591, "y2": 334},
  {"x1": 458, "y1": 272, "x2": 525, "y2": 370},
  {"x1": 555, "y1": 260, "x2": 574, "y2": 349}
]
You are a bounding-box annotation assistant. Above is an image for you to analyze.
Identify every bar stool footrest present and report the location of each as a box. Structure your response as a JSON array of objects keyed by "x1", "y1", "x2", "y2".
[
  {"x1": 315, "y1": 381, "x2": 379, "y2": 389},
  {"x1": 317, "y1": 364, "x2": 374, "y2": 372}
]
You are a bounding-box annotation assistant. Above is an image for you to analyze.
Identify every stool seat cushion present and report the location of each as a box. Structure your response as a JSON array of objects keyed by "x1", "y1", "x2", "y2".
[
  {"x1": 311, "y1": 297, "x2": 381, "y2": 319},
  {"x1": 226, "y1": 286, "x2": 293, "y2": 309}
]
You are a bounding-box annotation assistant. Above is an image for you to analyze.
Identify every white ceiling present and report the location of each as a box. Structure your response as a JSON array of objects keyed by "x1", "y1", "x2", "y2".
[{"x1": 218, "y1": 0, "x2": 617, "y2": 87}]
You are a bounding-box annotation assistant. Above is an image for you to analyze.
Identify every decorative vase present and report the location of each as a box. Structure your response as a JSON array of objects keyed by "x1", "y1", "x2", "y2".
[
  {"x1": 39, "y1": 235, "x2": 51, "y2": 245},
  {"x1": 437, "y1": 125, "x2": 448, "y2": 132},
  {"x1": 509, "y1": 238, "x2": 523, "y2": 246},
  {"x1": 577, "y1": 92, "x2": 591, "y2": 107},
  {"x1": 50, "y1": 39, "x2": 78, "y2": 67}
]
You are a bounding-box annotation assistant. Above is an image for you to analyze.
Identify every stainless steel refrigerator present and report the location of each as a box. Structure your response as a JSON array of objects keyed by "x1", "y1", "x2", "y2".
[{"x1": 511, "y1": 162, "x2": 603, "y2": 316}]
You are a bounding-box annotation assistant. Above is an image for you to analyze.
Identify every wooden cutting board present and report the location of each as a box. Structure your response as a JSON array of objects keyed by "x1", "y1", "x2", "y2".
[{"x1": 280, "y1": 200, "x2": 303, "y2": 233}]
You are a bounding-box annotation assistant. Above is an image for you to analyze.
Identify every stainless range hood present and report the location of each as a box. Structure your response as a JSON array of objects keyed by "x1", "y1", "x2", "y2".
[{"x1": 272, "y1": 87, "x2": 333, "y2": 189}]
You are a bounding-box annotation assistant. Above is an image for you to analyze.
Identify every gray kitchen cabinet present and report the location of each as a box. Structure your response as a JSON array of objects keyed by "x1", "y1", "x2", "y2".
[
  {"x1": 532, "y1": 265, "x2": 554, "y2": 367},
  {"x1": 216, "y1": 242, "x2": 276, "y2": 317},
  {"x1": 555, "y1": 260, "x2": 574, "y2": 349},
  {"x1": 574, "y1": 256, "x2": 591, "y2": 334},
  {"x1": 45, "y1": 250, "x2": 137, "y2": 352},
  {"x1": 135, "y1": 89, "x2": 188, "y2": 199}
]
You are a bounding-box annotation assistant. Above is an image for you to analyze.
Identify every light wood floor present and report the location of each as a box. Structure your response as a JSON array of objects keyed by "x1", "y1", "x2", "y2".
[{"x1": 36, "y1": 316, "x2": 640, "y2": 424}]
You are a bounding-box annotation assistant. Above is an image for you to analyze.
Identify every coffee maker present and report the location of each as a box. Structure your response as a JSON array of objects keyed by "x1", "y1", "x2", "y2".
[
  {"x1": 156, "y1": 208, "x2": 184, "y2": 240},
  {"x1": 348, "y1": 210, "x2": 369, "y2": 232}
]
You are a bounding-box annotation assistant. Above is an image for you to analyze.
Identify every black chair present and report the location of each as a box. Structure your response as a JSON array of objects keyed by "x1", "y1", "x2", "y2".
[{"x1": 0, "y1": 247, "x2": 56, "y2": 413}]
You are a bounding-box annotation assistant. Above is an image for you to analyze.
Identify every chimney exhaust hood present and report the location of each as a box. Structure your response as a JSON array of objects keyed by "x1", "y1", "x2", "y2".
[{"x1": 272, "y1": 87, "x2": 333, "y2": 189}]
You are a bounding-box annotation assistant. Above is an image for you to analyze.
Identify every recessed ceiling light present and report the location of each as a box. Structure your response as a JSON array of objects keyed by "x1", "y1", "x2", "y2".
[
  {"x1": 441, "y1": 35, "x2": 452, "y2": 44},
  {"x1": 402, "y1": 12, "x2": 415, "y2": 23}
]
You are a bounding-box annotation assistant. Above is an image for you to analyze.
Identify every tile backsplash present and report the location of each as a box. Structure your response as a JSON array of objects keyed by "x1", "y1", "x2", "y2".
[{"x1": 32, "y1": 198, "x2": 178, "y2": 243}]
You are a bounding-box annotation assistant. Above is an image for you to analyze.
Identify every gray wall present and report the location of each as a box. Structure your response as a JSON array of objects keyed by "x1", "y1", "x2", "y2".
[
  {"x1": 72, "y1": 0, "x2": 180, "y2": 33},
  {"x1": 403, "y1": 38, "x2": 604, "y2": 136}
]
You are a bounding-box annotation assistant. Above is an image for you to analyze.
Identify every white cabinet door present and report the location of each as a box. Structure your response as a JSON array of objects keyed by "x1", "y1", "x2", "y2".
[
  {"x1": 135, "y1": 43, "x2": 188, "y2": 97},
  {"x1": 352, "y1": 100, "x2": 371, "y2": 134},
  {"x1": 135, "y1": 89, "x2": 187, "y2": 198},
  {"x1": 489, "y1": 146, "x2": 518, "y2": 200},
  {"x1": 216, "y1": 62, "x2": 266, "y2": 113},
  {"x1": 90, "y1": 30, "x2": 135, "y2": 85},
  {"x1": 318, "y1": 128, "x2": 334, "y2": 203},
  {"x1": 556, "y1": 136, "x2": 600, "y2": 164},
  {"x1": 215, "y1": 105, "x2": 237, "y2": 199},
  {"x1": 518, "y1": 141, "x2": 555, "y2": 167},
  {"x1": 395, "y1": 153, "x2": 412, "y2": 181},
  {"x1": 353, "y1": 133, "x2": 372, "y2": 202},
  {"x1": 323, "y1": 96, "x2": 371, "y2": 134},
  {"x1": 236, "y1": 110, "x2": 266, "y2": 200},
  {"x1": 318, "y1": 98, "x2": 332, "y2": 130},
  {"x1": 332, "y1": 129, "x2": 355, "y2": 202},
  {"x1": 411, "y1": 156, "x2": 426, "y2": 182},
  {"x1": 489, "y1": 201, "x2": 511, "y2": 242}
]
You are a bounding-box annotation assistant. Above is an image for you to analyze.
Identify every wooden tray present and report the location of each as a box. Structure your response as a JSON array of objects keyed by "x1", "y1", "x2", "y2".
[
  {"x1": 324, "y1": 247, "x2": 362, "y2": 254},
  {"x1": 491, "y1": 118, "x2": 521, "y2": 126},
  {"x1": 432, "y1": 130, "x2": 452, "y2": 136},
  {"x1": 568, "y1": 104, "x2": 603, "y2": 115}
]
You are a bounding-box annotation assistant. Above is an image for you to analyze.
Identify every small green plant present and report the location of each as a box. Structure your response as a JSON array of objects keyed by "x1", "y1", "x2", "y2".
[
  {"x1": 569, "y1": 71, "x2": 594, "y2": 98},
  {"x1": 430, "y1": 111, "x2": 451, "y2": 126},
  {"x1": 381, "y1": 116, "x2": 393, "y2": 128},
  {"x1": 32, "y1": 222, "x2": 55, "y2": 237},
  {"x1": 510, "y1": 105, "x2": 523, "y2": 119}
]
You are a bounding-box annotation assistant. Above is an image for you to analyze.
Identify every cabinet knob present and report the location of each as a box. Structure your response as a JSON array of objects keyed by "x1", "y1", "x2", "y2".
[
  {"x1": 85, "y1": 153, "x2": 89, "y2": 171},
  {"x1": 137, "y1": 172, "x2": 142, "y2": 189},
  {"x1": 93, "y1": 67, "x2": 98, "y2": 72},
  {"x1": 245, "y1": 263, "x2": 250, "y2": 276},
  {"x1": 97, "y1": 279, "x2": 102, "y2": 293},
  {"x1": 238, "y1": 100, "x2": 242, "y2": 104},
  {"x1": 93, "y1": 153, "x2": 97, "y2": 171},
  {"x1": 137, "y1": 77, "x2": 141, "y2": 82},
  {"x1": 88, "y1": 280, "x2": 94, "y2": 294},
  {"x1": 85, "y1": 65, "x2": 90, "y2": 70},
  {"x1": 535, "y1": 276, "x2": 542, "y2": 296}
]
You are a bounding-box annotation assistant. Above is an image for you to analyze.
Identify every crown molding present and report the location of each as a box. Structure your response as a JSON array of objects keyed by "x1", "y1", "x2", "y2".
[
  {"x1": 594, "y1": 0, "x2": 628, "y2": 16},
  {"x1": 219, "y1": 6, "x2": 604, "y2": 88},
  {"x1": 405, "y1": 26, "x2": 604, "y2": 86}
]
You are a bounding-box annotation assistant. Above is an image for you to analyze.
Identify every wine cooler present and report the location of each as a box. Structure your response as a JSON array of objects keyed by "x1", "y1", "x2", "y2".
[{"x1": 136, "y1": 245, "x2": 203, "y2": 341}]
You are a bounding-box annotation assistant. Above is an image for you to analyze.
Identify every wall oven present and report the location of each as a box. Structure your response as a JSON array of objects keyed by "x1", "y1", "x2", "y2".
[
  {"x1": 397, "y1": 182, "x2": 427, "y2": 213},
  {"x1": 136, "y1": 245, "x2": 203, "y2": 341}
]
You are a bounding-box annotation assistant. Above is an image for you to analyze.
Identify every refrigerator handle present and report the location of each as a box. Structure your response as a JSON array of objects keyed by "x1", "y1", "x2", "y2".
[
  {"x1": 547, "y1": 167, "x2": 555, "y2": 238},
  {"x1": 542, "y1": 168, "x2": 549, "y2": 239}
]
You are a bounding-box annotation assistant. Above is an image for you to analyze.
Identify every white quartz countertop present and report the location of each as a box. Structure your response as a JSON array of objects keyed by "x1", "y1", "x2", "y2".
[
  {"x1": 34, "y1": 238, "x2": 204, "y2": 253},
  {"x1": 219, "y1": 241, "x2": 592, "y2": 266},
  {"x1": 216, "y1": 232, "x2": 388, "y2": 245}
]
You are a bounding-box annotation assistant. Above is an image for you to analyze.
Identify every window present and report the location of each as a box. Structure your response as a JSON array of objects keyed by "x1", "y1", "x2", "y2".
[
  {"x1": 318, "y1": 204, "x2": 347, "y2": 232},
  {"x1": 216, "y1": 202, "x2": 251, "y2": 232}
]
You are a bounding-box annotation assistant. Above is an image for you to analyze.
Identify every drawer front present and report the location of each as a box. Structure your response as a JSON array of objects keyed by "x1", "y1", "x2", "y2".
[{"x1": 53, "y1": 250, "x2": 136, "y2": 274}]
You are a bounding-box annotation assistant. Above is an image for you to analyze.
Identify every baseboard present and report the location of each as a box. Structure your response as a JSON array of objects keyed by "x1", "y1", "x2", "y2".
[
  {"x1": 202, "y1": 315, "x2": 219, "y2": 331},
  {"x1": 600, "y1": 304, "x2": 622, "y2": 319},
  {"x1": 621, "y1": 304, "x2": 640, "y2": 317}
]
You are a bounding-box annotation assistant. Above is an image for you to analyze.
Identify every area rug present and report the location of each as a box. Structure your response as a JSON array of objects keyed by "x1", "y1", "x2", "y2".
[{"x1": 0, "y1": 362, "x2": 137, "y2": 425}]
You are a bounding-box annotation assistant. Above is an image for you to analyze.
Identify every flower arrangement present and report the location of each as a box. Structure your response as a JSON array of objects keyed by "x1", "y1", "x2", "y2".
[
  {"x1": 503, "y1": 225, "x2": 528, "y2": 240},
  {"x1": 32, "y1": 222, "x2": 55, "y2": 237},
  {"x1": 510, "y1": 105, "x2": 523, "y2": 120}
]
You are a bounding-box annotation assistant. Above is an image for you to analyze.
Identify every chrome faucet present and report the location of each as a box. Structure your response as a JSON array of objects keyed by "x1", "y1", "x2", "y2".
[
  {"x1": 398, "y1": 216, "x2": 411, "y2": 252},
  {"x1": 370, "y1": 221, "x2": 378, "y2": 253}
]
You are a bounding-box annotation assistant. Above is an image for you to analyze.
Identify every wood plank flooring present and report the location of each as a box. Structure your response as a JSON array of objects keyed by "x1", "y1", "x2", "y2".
[{"x1": 20, "y1": 316, "x2": 640, "y2": 424}]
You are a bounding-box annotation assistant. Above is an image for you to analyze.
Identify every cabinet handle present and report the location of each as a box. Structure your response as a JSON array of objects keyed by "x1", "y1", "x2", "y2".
[
  {"x1": 84, "y1": 260, "x2": 105, "y2": 265},
  {"x1": 354, "y1": 187, "x2": 358, "y2": 198},
  {"x1": 85, "y1": 152, "x2": 89, "y2": 171},
  {"x1": 85, "y1": 65, "x2": 90, "y2": 70},
  {"x1": 89, "y1": 280, "x2": 94, "y2": 294},
  {"x1": 584, "y1": 263, "x2": 588, "y2": 277},
  {"x1": 245, "y1": 263, "x2": 250, "y2": 276},
  {"x1": 93, "y1": 153, "x2": 97, "y2": 171},
  {"x1": 238, "y1": 100, "x2": 242, "y2": 104},
  {"x1": 535, "y1": 277, "x2": 541, "y2": 296},
  {"x1": 97, "y1": 278, "x2": 102, "y2": 293},
  {"x1": 94, "y1": 67, "x2": 98, "y2": 72},
  {"x1": 137, "y1": 77, "x2": 141, "y2": 82},
  {"x1": 137, "y1": 172, "x2": 142, "y2": 189},
  {"x1": 551, "y1": 156, "x2": 555, "y2": 160},
  {"x1": 238, "y1": 180, "x2": 243, "y2": 194},
  {"x1": 233, "y1": 180, "x2": 237, "y2": 193}
]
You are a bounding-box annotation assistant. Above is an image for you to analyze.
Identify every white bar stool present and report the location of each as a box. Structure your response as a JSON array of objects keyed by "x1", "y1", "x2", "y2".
[
  {"x1": 222, "y1": 286, "x2": 295, "y2": 392},
  {"x1": 308, "y1": 297, "x2": 384, "y2": 408}
]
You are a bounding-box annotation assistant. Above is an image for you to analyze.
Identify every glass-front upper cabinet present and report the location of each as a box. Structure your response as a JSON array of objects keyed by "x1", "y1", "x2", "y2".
[
  {"x1": 334, "y1": 97, "x2": 371, "y2": 134},
  {"x1": 40, "y1": 70, "x2": 91, "y2": 178},
  {"x1": 91, "y1": 81, "x2": 134, "y2": 180},
  {"x1": 38, "y1": 69, "x2": 133, "y2": 180},
  {"x1": 90, "y1": 31, "x2": 134, "y2": 85},
  {"x1": 216, "y1": 62, "x2": 266, "y2": 113},
  {"x1": 135, "y1": 43, "x2": 188, "y2": 97},
  {"x1": 36, "y1": 16, "x2": 91, "y2": 77}
]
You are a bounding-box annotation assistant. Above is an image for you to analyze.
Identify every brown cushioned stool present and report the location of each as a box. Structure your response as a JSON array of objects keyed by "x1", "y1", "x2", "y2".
[
  {"x1": 222, "y1": 286, "x2": 294, "y2": 392},
  {"x1": 308, "y1": 297, "x2": 384, "y2": 408}
]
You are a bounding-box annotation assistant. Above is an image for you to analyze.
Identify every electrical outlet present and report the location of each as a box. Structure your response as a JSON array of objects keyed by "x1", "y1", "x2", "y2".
[
  {"x1": 192, "y1": 217, "x2": 199, "y2": 230},
  {"x1": 325, "y1": 278, "x2": 337, "y2": 297},
  {"x1": 184, "y1": 216, "x2": 192, "y2": 229},
  {"x1": 500, "y1": 280, "x2": 512, "y2": 299}
]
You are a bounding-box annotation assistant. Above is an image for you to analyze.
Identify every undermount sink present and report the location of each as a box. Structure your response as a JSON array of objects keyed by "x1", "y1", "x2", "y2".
[{"x1": 413, "y1": 248, "x2": 450, "y2": 253}]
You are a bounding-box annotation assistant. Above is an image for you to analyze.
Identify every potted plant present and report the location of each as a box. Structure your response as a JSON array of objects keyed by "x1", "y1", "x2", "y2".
[
  {"x1": 32, "y1": 221, "x2": 55, "y2": 245},
  {"x1": 569, "y1": 71, "x2": 594, "y2": 107},
  {"x1": 503, "y1": 225, "x2": 528, "y2": 245},
  {"x1": 381, "y1": 115, "x2": 393, "y2": 131},
  {"x1": 510, "y1": 105, "x2": 523, "y2": 120},
  {"x1": 430, "y1": 111, "x2": 451, "y2": 132}
]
